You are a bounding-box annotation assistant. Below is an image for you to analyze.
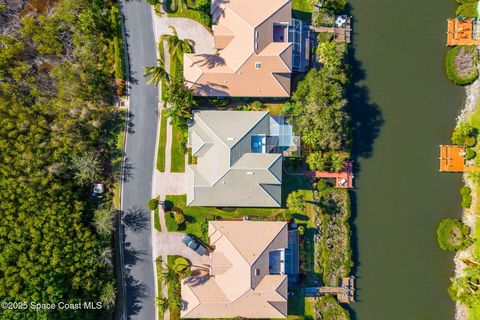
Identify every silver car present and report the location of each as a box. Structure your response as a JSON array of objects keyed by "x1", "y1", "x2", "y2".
[{"x1": 181, "y1": 234, "x2": 207, "y2": 256}]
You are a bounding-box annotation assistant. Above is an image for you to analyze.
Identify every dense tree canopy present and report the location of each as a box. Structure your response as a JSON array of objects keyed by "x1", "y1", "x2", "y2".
[
  {"x1": 293, "y1": 40, "x2": 350, "y2": 172},
  {"x1": 0, "y1": 0, "x2": 120, "y2": 318}
]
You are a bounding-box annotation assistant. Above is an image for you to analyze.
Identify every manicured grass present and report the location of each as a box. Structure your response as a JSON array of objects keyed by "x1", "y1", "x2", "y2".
[
  {"x1": 305, "y1": 297, "x2": 316, "y2": 319},
  {"x1": 155, "y1": 256, "x2": 164, "y2": 320},
  {"x1": 164, "y1": 194, "x2": 286, "y2": 241},
  {"x1": 157, "y1": 109, "x2": 168, "y2": 172},
  {"x1": 474, "y1": 218, "x2": 480, "y2": 259},
  {"x1": 113, "y1": 110, "x2": 127, "y2": 210},
  {"x1": 292, "y1": 0, "x2": 313, "y2": 22},
  {"x1": 468, "y1": 303, "x2": 480, "y2": 320},
  {"x1": 113, "y1": 183, "x2": 121, "y2": 210},
  {"x1": 187, "y1": 147, "x2": 197, "y2": 165},
  {"x1": 154, "y1": 207, "x2": 162, "y2": 232},
  {"x1": 165, "y1": 0, "x2": 211, "y2": 29},
  {"x1": 287, "y1": 288, "x2": 305, "y2": 315},
  {"x1": 170, "y1": 125, "x2": 186, "y2": 172}
]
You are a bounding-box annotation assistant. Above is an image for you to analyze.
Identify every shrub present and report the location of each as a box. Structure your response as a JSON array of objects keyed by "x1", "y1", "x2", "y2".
[
  {"x1": 461, "y1": 185, "x2": 472, "y2": 208},
  {"x1": 316, "y1": 295, "x2": 350, "y2": 320},
  {"x1": 451, "y1": 124, "x2": 477, "y2": 145},
  {"x1": 456, "y1": 1, "x2": 478, "y2": 17},
  {"x1": 286, "y1": 191, "x2": 305, "y2": 213},
  {"x1": 147, "y1": 198, "x2": 159, "y2": 211},
  {"x1": 173, "y1": 257, "x2": 191, "y2": 276},
  {"x1": 445, "y1": 46, "x2": 479, "y2": 85},
  {"x1": 145, "y1": 0, "x2": 160, "y2": 4},
  {"x1": 173, "y1": 211, "x2": 185, "y2": 225},
  {"x1": 283, "y1": 211, "x2": 293, "y2": 221},
  {"x1": 252, "y1": 101, "x2": 263, "y2": 109},
  {"x1": 316, "y1": 179, "x2": 331, "y2": 192},
  {"x1": 307, "y1": 151, "x2": 327, "y2": 171},
  {"x1": 465, "y1": 135, "x2": 477, "y2": 147},
  {"x1": 298, "y1": 226, "x2": 305, "y2": 236},
  {"x1": 466, "y1": 148, "x2": 476, "y2": 160},
  {"x1": 436, "y1": 218, "x2": 472, "y2": 251}
]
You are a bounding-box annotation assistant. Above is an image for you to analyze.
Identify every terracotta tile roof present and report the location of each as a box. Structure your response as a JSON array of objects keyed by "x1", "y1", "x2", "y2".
[
  {"x1": 184, "y1": 0, "x2": 293, "y2": 97},
  {"x1": 181, "y1": 221, "x2": 288, "y2": 318}
]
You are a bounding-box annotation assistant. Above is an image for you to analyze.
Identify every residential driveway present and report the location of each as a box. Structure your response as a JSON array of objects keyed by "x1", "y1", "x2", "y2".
[
  {"x1": 153, "y1": 232, "x2": 210, "y2": 267},
  {"x1": 153, "y1": 16, "x2": 215, "y2": 55},
  {"x1": 154, "y1": 172, "x2": 186, "y2": 196}
]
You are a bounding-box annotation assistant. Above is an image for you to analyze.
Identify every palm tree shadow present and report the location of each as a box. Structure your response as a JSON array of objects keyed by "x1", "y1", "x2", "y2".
[
  {"x1": 122, "y1": 205, "x2": 150, "y2": 233},
  {"x1": 195, "y1": 53, "x2": 226, "y2": 68},
  {"x1": 123, "y1": 241, "x2": 146, "y2": 267},
  {"x1": 125, "y1": 273, "x2": 148, "y2": 317}
]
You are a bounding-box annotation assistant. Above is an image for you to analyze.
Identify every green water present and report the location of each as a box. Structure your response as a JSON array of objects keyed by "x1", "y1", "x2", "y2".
[{"x1": 349, "y1": 0, "x2": 466, "y2": 319}]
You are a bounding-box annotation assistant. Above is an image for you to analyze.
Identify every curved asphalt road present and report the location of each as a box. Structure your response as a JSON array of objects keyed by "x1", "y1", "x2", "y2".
[{"x1": 120, "y1": 1, "x2": 158, "y2": 319}]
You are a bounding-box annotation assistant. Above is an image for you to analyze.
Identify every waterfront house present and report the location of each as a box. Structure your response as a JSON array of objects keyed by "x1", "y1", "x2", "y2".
[
  {"x1": 183, "y1": 0, "x2": 309, "y2": 97},
  {"x1": 186, "y1": 111, "x2": 299, "y2": 207},
  {"x1": 181, "y1": 221, "x2": 299, "y2": 318}
]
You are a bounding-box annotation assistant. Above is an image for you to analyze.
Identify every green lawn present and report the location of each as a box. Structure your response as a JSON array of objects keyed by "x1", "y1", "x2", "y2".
[
  {"x1": 164, "y1": 194, "x2": 286, "y2": 241},
  {"x1": 157, "y1": 109, "x2": 168, "y2": 172},
  {"x1": 468, "y1": 303, "x2": 480, "y2": 320},
  {"x1": 165, "y1": 0, "x2": 211, "y2": 29},
  {"x1": 155, "y1": 256, "x2": 164, "y2": 320},
  {"x1": 305, "y1": 297, "x2": 316, "y2": 319},
  {"x1": 292, "y1": 0, "x2": 313, "y2": 23},
  {"x1": 154, "y1": 207, "x2": 162, "y2": 232},
  {"x1": 170, "y1": 125, "x2": 186, "y2": 172},
  {"x1": 287, "y1": 288, "x2": 305, "y2": 315}
]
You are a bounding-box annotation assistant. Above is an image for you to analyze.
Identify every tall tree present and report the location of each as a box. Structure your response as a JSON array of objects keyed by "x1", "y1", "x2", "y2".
[
  {"x1": 160, "y1": 25, "x2": 195, "y2": 66},
  {"x1": 145, "y1": 41, "x2": 169, "y2": 86},
  {"x1": 164, "y1": 76, "x2": 196, "y2": 129}
]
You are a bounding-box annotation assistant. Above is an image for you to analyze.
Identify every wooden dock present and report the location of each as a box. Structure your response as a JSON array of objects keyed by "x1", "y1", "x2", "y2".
[{"x1": 306, "y1": 276, "x2": 355, "y2": 303}]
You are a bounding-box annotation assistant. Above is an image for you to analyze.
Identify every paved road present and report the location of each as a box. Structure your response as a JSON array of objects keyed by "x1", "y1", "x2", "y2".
[{"x1": 120, "y1": 1, "x2": 158, "y2": 319}]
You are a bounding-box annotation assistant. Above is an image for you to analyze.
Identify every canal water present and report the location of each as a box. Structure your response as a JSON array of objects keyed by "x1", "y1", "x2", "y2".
[{"x1": 348, "y1": 0, "x2": 466, "y2": 319}]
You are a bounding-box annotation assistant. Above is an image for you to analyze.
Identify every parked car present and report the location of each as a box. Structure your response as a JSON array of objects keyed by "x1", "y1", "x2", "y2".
[{"x1": 181, "y1": 234, "x2": 207, "y2": 256}]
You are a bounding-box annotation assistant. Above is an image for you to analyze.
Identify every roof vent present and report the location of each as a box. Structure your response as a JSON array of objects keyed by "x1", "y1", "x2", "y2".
[
  {"x1": 255, "y1": 62, "x2": 261, "y2": 69},
  {"x1": 246, "y1": 171, "x2": 254, "y2": 175},
  {"x1": 254, "y1": 268, "x2": 260, "y2": 276},
  {"x1": 227, "y1": 137, "x2": 234, "y2": 141}
]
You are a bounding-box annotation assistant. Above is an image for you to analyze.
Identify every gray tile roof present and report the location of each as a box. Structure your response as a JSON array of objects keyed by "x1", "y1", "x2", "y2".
[{"x1": 187, "y1": 111, "x2": 283, "y2": 207}]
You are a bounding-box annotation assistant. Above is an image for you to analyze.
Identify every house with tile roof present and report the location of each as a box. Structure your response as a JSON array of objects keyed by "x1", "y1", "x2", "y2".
[
  {"x1": 183, "y1": 0, "x2": 308, "y2": 97},
  {"x1": 180, "y1": 221, "x2": 290, "y2": 318},
  {"x1": 186, "y1": 111, "x2": 299, "y2": 207}
]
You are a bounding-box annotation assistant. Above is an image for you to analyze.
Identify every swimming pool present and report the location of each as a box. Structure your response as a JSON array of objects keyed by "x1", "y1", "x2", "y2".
[{"x1": 251, "y1": 135, "x2": 266, "y2": 153}]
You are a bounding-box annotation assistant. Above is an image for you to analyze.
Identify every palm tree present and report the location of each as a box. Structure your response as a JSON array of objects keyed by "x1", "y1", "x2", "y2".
[
  {"x1": 144, "y1": 60, "x2": 169, "y2": 86},
  {"x1": 170, "y1": 0, "x2": 195, "y2": 13},
  {"x1": 93, "y1": 208, "x2": 114, "y2": 237},
  {"x1": 155, "y1": 296, "x2": 170, "y2": 312},
  {"x1": 161, "y1": 262, "x2": 179, "y2": 286},
  {"x1": 71, "y1": 151, "x2": 101, "y2": 185},
  {"x1": 100, "y1": 282, "x2": 116, "y2": 310},
  {"x1": 160, "y1": 25, "x2": 195, "y2": 66},
  {"x1": 144, "y1": 41, "x2": 169, "y2": 86},
  {"x1": 164, "y1": 75, "x2": 196, "y2": 129}
]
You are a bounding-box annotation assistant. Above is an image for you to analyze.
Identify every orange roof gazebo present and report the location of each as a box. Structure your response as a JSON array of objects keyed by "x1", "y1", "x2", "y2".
[{"x1": 439, "y1": 145, "x2": 466, "y2": 172}]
